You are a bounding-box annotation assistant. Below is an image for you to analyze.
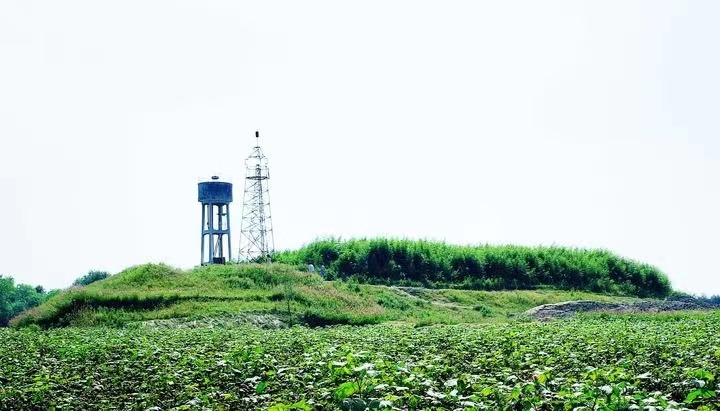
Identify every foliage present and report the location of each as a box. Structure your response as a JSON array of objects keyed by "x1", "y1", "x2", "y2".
[
  {"x1": 698, "y1": 295, "x2": 720, "y2": 307},
  {"x1": 669, "y1": 291, "x2": 720, "y2": 308},
  {"x1": 0, "y1": 276, "x2": 52, "y2": 327},
  {"x1": 9, "y1": 263, "x2": 620, "y2": 328},
  {"x1": 72, "y1": 270, "x2": 110, "y2": 286},
  {"x1": 273, "y1": 238, "x2": 672, "y2": 298},
  {"x1": 1, "y1": 312, "x2": 720, "y2": 409}
]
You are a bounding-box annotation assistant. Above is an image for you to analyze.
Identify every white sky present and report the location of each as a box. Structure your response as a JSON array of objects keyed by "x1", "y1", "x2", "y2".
[{"x1": 1, "y1": 1, "x2": 718, "y2": 295}]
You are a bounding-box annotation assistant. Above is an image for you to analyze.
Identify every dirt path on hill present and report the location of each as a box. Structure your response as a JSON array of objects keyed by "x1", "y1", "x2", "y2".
[{"x1": 523, "y1": 297, "x2": 714, "y2": 320}]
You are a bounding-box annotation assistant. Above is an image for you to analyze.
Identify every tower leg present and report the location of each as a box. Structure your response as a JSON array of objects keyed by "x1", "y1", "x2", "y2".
[
  {"x1": 217, "y1": 205, "x2": 224, "y2": 262},
  {"x1": 208, "y1": 203, "x2": 215, "y2": 263},
  {"x1": 226, "y1": 204, "x2": 232, "y2": 262},
  {"x1": 201, "y1": 203, "x2": 206, "y2": 265}
]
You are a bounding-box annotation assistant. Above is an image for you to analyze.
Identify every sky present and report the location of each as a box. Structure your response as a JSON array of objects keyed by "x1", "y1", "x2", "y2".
[{"x1": 0, "y1": 1, "x2": 718, "y2": 294}]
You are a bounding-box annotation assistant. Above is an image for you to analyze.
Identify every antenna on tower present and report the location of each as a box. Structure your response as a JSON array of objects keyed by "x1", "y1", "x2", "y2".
[{"x1": 238, "y1": 131, "x2": 275, "y2": 262}]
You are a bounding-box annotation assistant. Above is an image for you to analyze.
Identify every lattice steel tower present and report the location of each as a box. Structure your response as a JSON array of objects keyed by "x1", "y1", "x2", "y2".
[{"x1": 238, "y1": 131, "x2": 275, "y2": 262}]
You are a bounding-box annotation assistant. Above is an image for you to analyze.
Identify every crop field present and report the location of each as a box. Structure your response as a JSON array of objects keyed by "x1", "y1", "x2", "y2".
[{"x1": 1, "y1": 312, "x2": 719, "y2": 410}]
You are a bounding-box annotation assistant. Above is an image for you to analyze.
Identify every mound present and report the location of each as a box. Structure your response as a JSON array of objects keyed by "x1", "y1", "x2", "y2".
[{"x1": 10, "y1": 263, "x2": 624, "y2": 328}]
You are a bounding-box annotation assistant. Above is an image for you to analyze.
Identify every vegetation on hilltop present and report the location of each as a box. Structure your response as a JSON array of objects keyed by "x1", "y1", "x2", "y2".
[
  {"x1": 10, "y1": 263, "x2": 622, "y2": 328},
  {"x1": 72, "y1": 270, "x2": 110, "y2": 286},
  {"x1": 273, "y1": 238, "x2": 671, "y2": 298}
]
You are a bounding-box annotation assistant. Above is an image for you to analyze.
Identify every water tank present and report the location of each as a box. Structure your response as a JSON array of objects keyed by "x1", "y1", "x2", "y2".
[{"x1": 198, "y1": 176, "x2": 233, "y2": 203}]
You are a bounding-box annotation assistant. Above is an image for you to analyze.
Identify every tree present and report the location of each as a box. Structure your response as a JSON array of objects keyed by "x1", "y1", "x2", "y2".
[
  {"x1": 0, "y1": 276, "x2": 14, "y2": 326},
  {"x1": 73, "y1": 270, "x2": 110, "y2": 286},
  {"x1": 0, "y1": 275, "x2": 51, "y2": 327}
]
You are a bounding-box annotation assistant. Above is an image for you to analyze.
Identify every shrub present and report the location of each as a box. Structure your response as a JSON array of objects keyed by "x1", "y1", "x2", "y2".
[
  {"x1": 73, "y1": 271, "x2": 110, "y2": 286},
  {"x1": 273, "y1": 238, "x2": 672, "y2": 298}
]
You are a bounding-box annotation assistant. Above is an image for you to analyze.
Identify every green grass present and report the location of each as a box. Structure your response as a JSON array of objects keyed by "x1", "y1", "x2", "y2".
[
  {"x1": 10, "y1": 263, "x2": 626, "y2": 328},
  {"x1": 2, "y1": 311, "x2": 720, "y2": 409}
]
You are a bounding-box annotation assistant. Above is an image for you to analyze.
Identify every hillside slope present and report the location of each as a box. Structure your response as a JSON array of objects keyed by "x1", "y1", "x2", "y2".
[
  {"x1": 273, "y1": 238, "x2": 671, "y2": 297},
  {"x1": 11, "y1": 263, "x2": 627, "y2": 328}
]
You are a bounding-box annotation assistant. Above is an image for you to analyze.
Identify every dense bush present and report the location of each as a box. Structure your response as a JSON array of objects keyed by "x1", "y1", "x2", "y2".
[
  {"x1": 73, "y1": 270, "x2": 110, "y2": 286},
  {"x1": 273, "y1": 238, "x2": 672, "y2": 298},
  {"x1": 0, "y1": 276, "x2": 54, "y2": 327}
]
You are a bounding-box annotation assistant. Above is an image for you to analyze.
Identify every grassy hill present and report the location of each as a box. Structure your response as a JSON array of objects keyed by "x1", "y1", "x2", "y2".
[
  {"x1": 274, "y1": 238, "x2": 671, "y2": 298},
  {"x1": 10, "y1": 263, "x2": 627, "y2": 328}
]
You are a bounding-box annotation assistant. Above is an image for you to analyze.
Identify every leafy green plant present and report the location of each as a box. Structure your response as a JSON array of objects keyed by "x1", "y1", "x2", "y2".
[{"x1": 2, "y1": 312, "x2": 720, "y2": 409}]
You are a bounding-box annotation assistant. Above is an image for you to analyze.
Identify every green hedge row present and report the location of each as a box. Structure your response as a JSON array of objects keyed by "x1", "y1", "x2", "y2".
[{"x1": 273, "y1": 238, "x2": 671, "y2": 298}]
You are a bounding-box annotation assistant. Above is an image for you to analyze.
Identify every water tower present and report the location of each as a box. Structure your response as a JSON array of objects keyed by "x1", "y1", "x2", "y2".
[{"x1": 199, "y1": 176, "x2": 233, "y2": 265}]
